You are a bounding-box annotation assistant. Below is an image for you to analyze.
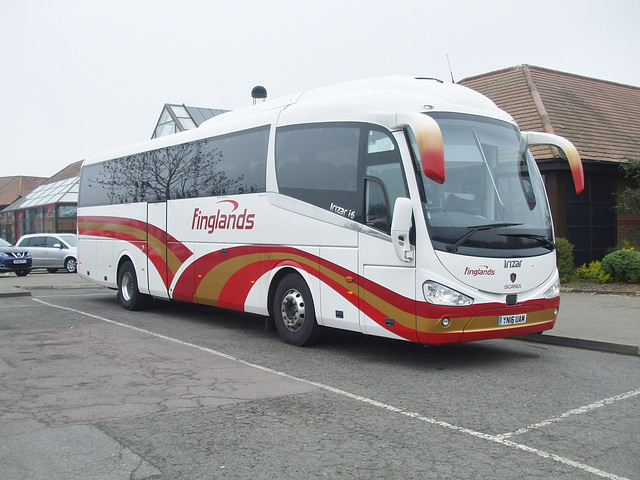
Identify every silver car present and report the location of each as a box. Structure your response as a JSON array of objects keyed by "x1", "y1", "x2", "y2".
[{"x1": 15, "y1": 233, "x2": 78, "y2": 273}]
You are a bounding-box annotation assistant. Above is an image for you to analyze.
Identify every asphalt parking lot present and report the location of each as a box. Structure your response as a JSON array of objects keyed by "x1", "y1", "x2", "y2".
[{"x1": 1, "y1": 272, "x2": 639, "y2": 479}]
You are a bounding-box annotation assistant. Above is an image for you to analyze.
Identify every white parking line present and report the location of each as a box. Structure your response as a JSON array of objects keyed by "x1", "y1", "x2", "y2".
[
  {"x1": 33, "y1": 297, "x2": 634, "y2": 480},
  {"x1": 498, "y1": 388, "x2": 640, "y2": 440}
]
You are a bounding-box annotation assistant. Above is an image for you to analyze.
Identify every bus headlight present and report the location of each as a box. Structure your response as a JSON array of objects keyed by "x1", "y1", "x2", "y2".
[
  {"x1": 544, "y1": 278, "x2": 561, "y2": 299},
  {"x1": 423, "y1": 281, "x2": 474, "y2": 306}
]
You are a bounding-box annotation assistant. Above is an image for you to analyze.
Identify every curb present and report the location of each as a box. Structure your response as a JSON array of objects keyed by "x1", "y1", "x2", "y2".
[
  {"x1": 0, "y1": 288, "x2": 31, "y2": 298},
  {"x1": 0, "y1": 284, "x2": 106, "y2": 298},
  {"x1": 561, "y1": 287, "x2": 640, "y2": 297},
  {"x1": 20, "y1": 285, "x2": 107, "y2": 291},
  {"x1": 514, "y1": 333, "x2": 640, "y2": 357}
]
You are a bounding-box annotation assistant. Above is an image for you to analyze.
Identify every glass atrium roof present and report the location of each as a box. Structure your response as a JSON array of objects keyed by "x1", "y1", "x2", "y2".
[
  {"x1": 151, "y1": 104, "x2": 229, "y2": 139},
  {"x1": 8, "y1": 177, "x2": 79, "y2": 210}
]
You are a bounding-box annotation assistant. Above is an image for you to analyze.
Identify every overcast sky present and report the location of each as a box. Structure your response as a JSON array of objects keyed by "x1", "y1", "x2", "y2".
[{"x1": 1, "y1": 0, "x2": 639, "y2": 178}]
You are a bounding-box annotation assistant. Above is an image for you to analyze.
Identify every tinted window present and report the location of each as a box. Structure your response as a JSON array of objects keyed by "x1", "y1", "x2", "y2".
[
  {"x1": 32, "y1": 236, "x2": 47, "y2": 247},
  {"x1": 197, "y1": 128, "x2": 269, "y2": 197},
  {"x1": 45, "y1": 237, "x2": 59, "y2": 248},
  {"x1": 79, "y1": 126, "x2": 269, "y2": 207},
  {"x1": 276, "y1": 124, "x2": 362, "y2": 220},
  {"x1": 275, "y1": 124, "x2": 407, "y2": 229}
]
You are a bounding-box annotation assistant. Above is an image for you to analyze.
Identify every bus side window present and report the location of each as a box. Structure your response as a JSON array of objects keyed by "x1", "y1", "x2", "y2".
[
  {"x1": 365, "y1": 178, "x2": 390, "y2": 232},
  {"x1": 364, "y1": 128, "x2": 409, "y2": 230},
  {"x1": 275, "y1": 124, "x2": 361, "y2": 221}
]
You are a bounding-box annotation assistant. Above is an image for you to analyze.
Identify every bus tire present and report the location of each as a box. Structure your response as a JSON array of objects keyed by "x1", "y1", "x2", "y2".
[
  {"x1": 117, "y1": 261, "x2": 149, "y2": 311},
  {"x1": 273, "y1": 273, "x2": 321, "y2": 346}
]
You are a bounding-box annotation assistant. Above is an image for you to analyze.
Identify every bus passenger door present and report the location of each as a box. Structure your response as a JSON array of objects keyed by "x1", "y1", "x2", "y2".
[
  {"x1": 358, "y1": 187, "x2": 417, "y2": 342},
  {"x1": 147, "y1": 202, "x2": 170, "y2": 299}
]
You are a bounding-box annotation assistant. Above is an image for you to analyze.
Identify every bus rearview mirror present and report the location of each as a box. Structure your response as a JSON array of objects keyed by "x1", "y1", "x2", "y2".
[
  {"x1": 391, "y1": 197, "x2": 414, "y2": 262},
  {"x1": 396, "y1": 112, "x2": 445, "y2": 185},
  {"x1": 522, "y1": 131, "x2": 584, "y2": 194}
]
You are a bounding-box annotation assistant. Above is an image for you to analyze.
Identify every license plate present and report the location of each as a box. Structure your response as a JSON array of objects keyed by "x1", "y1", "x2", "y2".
[
  {"x1": 498, "y1": 314, "x2": 527, "y2": 326},
  {"x1": 13, "y1": 259, "x2": 27, "y2": 264}
]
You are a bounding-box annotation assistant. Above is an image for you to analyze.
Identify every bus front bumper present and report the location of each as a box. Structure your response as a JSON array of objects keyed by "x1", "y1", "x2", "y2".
[{"x1": 416, "y1": 300, "x2": 559, "y2": 345}]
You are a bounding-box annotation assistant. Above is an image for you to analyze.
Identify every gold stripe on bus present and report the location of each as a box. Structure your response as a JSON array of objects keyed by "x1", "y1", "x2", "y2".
[
  {"x1": 416, "y1": 314, "x2": 472, "y2": 335},
  {"x1": 166, "y1": 250, "x2": 185, "y2": 277},
  {"x1": 264, "y1": 251, "x2": 417, "y2": 330},
  {"x1": 320, "y1": 264, "x2": 359, "y2": 296},
  {"x1": 196, "y1": 253, "x2": 262, "y2": 304},
  {"x1": 80, "y1": 220, "x2": 185, "y2": 275},
  {"x1": 360, "y1": 289, "x2": 415, "y2": 330},
  {"x1": 147, "y1": 234, "x2": 185, "y2": 277},
  {"x1": 80, "y1": 221, "x2": 146, "y2": 241},
  {"x1": 196, "y1": 249, "x2": 414, "y2": 331}
]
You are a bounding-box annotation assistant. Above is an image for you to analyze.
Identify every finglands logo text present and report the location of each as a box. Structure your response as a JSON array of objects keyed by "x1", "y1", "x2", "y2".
[
  {"x1": 464, "y1": 265, "x2": 496, "y2": 276},
  {"x1": 191, "y1": 200, "x2": 255, "y2": 234}
]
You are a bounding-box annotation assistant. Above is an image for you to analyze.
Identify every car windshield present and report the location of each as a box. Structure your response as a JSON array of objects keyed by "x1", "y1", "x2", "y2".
[
  {"x1": 420, "y1": 113, "x2": 553, "y2": 257},
  {"x1": 58, "y1": 234, "x2": 78, "y2": 247}
]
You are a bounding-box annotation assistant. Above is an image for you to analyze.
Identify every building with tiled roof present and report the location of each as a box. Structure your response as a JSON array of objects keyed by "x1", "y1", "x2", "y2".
[
  {"x1": 1, "y1": 162, "x2": 82, "y2": 244},
  {"x1": 460, "y1": 65, "x2": 640, "y2": 265},
  {"x1": 44, "y1": 159, "x2": 83, "y2": 185},
  {"x1": 0, "y1": 176, "x2": 46, "y2": 242},
  {"x1": 0, "y1": 176, "x2": 45, "y2": 208}
]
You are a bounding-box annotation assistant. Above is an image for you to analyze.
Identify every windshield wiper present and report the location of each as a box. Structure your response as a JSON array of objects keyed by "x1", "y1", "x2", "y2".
[
  {"x1": 447, "y1": 222, "x2": 523, "y2": 253},
  {"x1": 473, "y1": 129, "x2": 504, "y2": 207},
  {"x1": 498, "y1": 233, "x2": 556, "y2": 251}
]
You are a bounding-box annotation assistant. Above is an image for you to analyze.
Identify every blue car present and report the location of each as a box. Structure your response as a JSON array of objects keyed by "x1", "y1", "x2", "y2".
[{"x1": 0, "y1": 238, "x2": 32, "y2": 276}]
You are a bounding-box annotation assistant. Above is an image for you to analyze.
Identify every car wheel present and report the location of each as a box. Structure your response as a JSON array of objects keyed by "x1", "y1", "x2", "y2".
[
  {"x1": 64, "y1": 257, "x2": 77, "y2": 273},
  {"x1": 48, "y1": 268, "x2": 59, "y2": 273},
  {"x1": 272, "y1": 273, "x2": 322, "y2": 346},
  {"x1": 117, "y1": 261, "x2": 149, "y2": 311},
  {"x1": 15, "y1": 270, "x2": 29, "y2": 277}
]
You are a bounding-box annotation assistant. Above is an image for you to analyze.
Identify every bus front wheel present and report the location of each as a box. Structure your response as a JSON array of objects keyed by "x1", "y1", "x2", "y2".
[
  {"x1": 118, "y1": 261, "x2": 149, "y2": 311},
  {"x1": 273, "y1": 273, "x2": 321, "y2": 346}
]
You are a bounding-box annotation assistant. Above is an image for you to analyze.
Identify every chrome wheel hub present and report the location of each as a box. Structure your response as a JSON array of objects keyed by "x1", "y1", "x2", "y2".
[
  {"x1": 121, "y1": 272, "x2": 134, "y2": 302},
  {"x1": 281, "y1": 288, "x2": 305, "y2": 332}
]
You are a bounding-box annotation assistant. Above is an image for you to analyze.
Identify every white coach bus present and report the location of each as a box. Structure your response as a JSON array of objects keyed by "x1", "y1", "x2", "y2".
[{"x1": 78, "y1": 76, "x2": 584, "y2": 346}]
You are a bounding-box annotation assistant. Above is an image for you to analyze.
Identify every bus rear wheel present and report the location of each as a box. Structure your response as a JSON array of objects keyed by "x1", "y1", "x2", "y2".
[
  {"x1": 117, "y1": 261, "x2": 149, "y2": 311},
  {"x1": 273, "y1": 273, "x2": 321, "y2": 346}
]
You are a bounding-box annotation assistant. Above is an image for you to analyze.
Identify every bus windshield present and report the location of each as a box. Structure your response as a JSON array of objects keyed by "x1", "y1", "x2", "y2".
[{"x1": 421, "y1": 113, "x2": 553, "y2": 257}]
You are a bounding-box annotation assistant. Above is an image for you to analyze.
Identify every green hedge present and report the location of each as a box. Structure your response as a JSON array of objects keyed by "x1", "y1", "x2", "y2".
[
  {"x1": 555, "y1": 237, "x2": 575, "y2": 282},
  {"x1": 601, "y1": 248, "x2": 640, "y2": 283}
]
